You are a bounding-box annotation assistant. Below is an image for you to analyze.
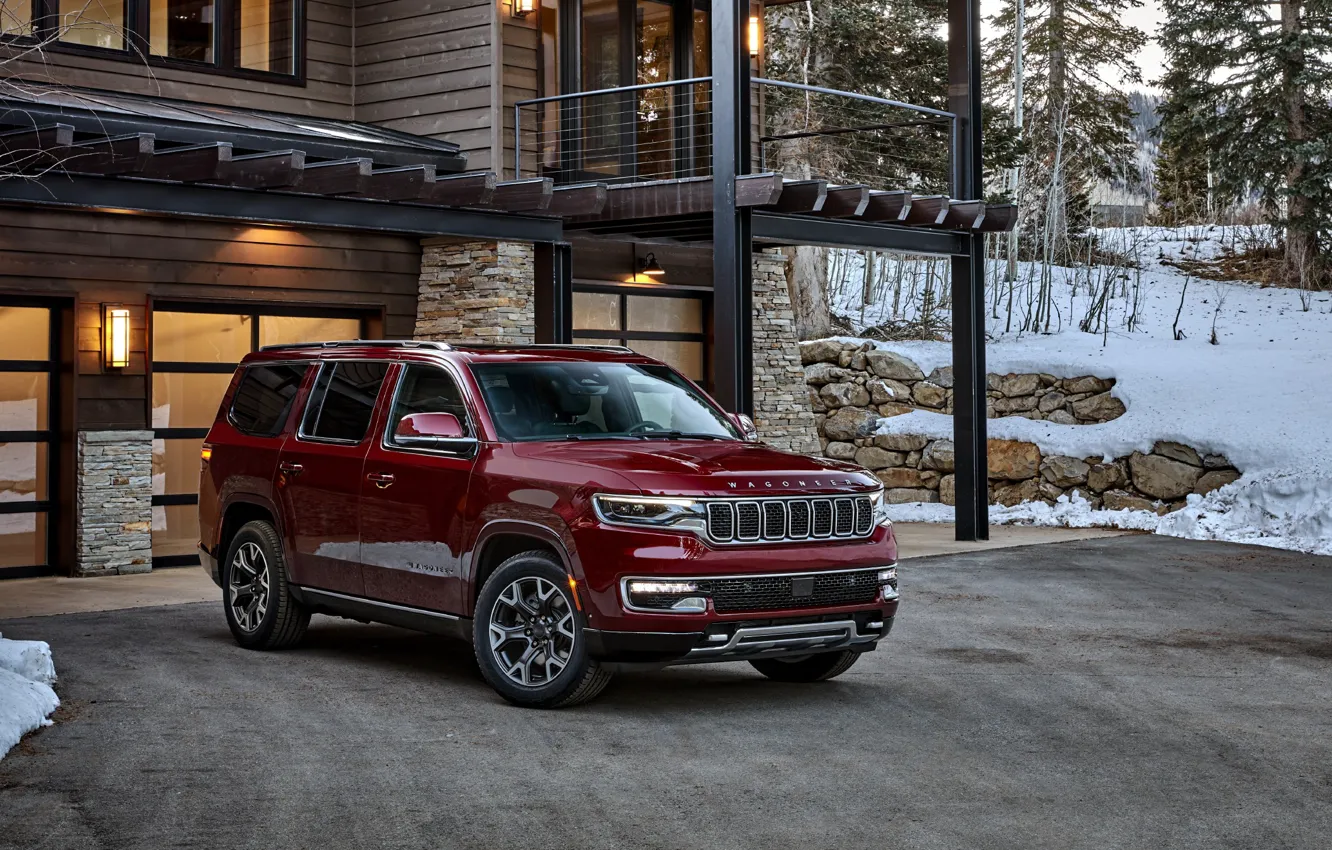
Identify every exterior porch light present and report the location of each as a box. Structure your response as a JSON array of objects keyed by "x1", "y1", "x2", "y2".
[
  {"x1": 748, "y1": 15, "x2": 760, "y2": 56},
  {"x1": 103, "y1": 306, "x2": 130, "y2": 369},
  {"x1": 513, "y1": 0, "x2": 535, "y2": 17},
  {"x1": 639, "y1": 252, "x2": 666, "y2": 278}
]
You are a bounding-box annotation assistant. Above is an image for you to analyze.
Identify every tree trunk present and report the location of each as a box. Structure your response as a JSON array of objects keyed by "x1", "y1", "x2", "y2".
[
  {"x1": 785, "y1": 245, "x2": 834, "y2": 340},
  {"x1": 1047, "y1": 0, "x2": 1068, "y2": 260},
  {"x1": 1280, "y1": 0, "x2": 1317, "y2": 281}
]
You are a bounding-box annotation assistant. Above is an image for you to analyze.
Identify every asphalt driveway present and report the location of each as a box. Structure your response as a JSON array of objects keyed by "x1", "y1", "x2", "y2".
[{"x1": 3, "y1": 535, "x2": 1331, "y2": 850}]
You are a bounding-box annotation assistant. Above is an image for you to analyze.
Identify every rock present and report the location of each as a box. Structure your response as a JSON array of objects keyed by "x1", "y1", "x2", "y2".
[
  {"x1": 855, "y1": 447, "x2": 905, "y2": 470},
  {"x1": 1041, "y1": 455, "x2": 1090, "y2": 487},
  {"x1": 997, "y1": 373, "x2": 1040, "y2": 397},
  {"x1": 1128, "y1": 451, "x2": 1203, "y2": 500},
  {"x1": 912, "y1": 382, "x2": 948, "y2": 408},
  {"x1": 804, "y1": 362, "x2": 851, "y2": 385},
  {"x1": 927, "y1": 366, "x2": 954, "y2": 388},
  {"x1": 848, "y1": 351, "x2": 868, "y2": 371},
  {"x1": 820, "y1": 382, "x2": 871, "y2": 408},
  {"x1": 1152, "y1": 440, "x2": 1203, "y2": 467},
  {"x1": 884, "y1": 488, "x2": 939, "y2": 504},
  {"x1": 1087, "y1": 461, "x2": 1128, "y2": 493},
  {"x1": 808, "y1": 386, "x2": 827, "y2": 413},
  {"x1": 868, "y1": 378, "x2": 912, "y2": 405},
  {"x1": 993, "y1": 478, "x2": 1041, "y2": 506},
  {"x1": 878, "y1": 403, "x2": 916, "y2": 418},
  {"x1": 865, "y1": 350, "x2": 925, "y2": 381},
  {"x1": 822, "y1": 407, "x2": 880, "y2": 442},
  {"x1": 1071, "y1": 392, "x2": 1127, "y2": 422},
  {"x1": 1195, "y1": 468, "x2": 1242, "y2": 495},
  {"x1": 1102, "y1": 489, "x2": 1166, "y2": 514},
  {"x1": 825, "y1": 441, "x2": 857, "y2": 461},
  {"x1": 986, "y1": 373, "x2": 1002, "y2": 391},
  {"x1": 838, "y1": 350, "x2": 853, "y2": 367},
  {"x1": 1047, "y1": 409, "x2": 1078, "y2": 425},
  {"x1": 919, "y1": 470, "x2": 942, "y2": 488},
  {"x1": 988, "y1": 439, "x2": 1041, "y2": 480},
  {"x1": 1039, "y1": 481, "x2": 1065, "y2": 503},
  {"x1": 939, "y1": 474, "x2": 956, "y2": 505},
  {"x1": 1203, "y1": 453, "x2": 1232, "y2": 469},
  {"x1": 1039, "y1": 373, "x2": 1059, "y2": 387},
  {"x1": 876, "y1": 468, "x2": 924, "y2": 488},
  {"x1": 800, "y1": 339, "x2": 843, "y2": 365},
  {"x1": 920, "y1": 440, "x2": 955, "y2": 472},
  {"x1": 1064, "y1": 375, "x2": 1113, "y2": 394},
  {"x1": 993, "y1": 395, "x2": 1038, "y2": 414},
  {"x1": 1037, "y1": 390, "x2": 1067, "y2": 414},
  {"x1": 874, "y1": 433, "x2": 929, "y2": 452},
  {"x1": 905, "y1": 450, "x2": 922, "y2": 467}
]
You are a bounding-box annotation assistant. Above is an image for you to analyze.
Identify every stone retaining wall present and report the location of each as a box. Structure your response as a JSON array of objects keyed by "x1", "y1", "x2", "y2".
[{"x1": 76, "y1": 430, "x2": 153, "y2": 577}]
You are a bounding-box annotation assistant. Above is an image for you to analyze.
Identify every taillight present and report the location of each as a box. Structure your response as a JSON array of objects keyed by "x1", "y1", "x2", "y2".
[{"x1": 200, "y1": 446, "x2": 213, "y2": 463}]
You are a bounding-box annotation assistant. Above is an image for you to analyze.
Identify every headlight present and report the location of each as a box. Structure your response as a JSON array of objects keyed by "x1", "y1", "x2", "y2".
[
  {"x1": 593, "y1": 495, "x2": 707, "y2": 534},
  {"x1": 623, "y1": 578, "x2": 709, "y2": 613},
  {"x1": 870, "y1": 488, "x2": 893, "y2": 527}
]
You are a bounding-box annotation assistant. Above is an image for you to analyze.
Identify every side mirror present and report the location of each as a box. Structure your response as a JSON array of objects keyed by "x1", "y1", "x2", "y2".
[
  {"x1": 733, "y1": 413, "x2": 760, "y2": 442},
  {"x1": 393, "y1": 412, "x2": 471, "y2": 447}
]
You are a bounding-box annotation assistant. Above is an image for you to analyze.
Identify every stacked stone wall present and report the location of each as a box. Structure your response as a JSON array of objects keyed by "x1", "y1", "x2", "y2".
[
  {"x1": 415, "y1": 239, "x2": 535, "y2": 343},
  {"x1": 76, "y1": 430, "x2": 153, "y2": 577},
  {"x1": 751, "y1": 251, "x2": 821, "y2": 454}
]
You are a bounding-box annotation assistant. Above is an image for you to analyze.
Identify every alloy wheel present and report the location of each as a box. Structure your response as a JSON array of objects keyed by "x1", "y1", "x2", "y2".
[
  {"x1": 228, "y1": 541, "x2": 271, "y2": 633},
  {"x1": 488, "y1": 576, "x2": 577, "y2": 687}
]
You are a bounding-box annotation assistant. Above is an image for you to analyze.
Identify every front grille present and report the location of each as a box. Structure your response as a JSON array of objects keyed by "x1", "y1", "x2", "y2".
[
  {"x1": 703, "y1": 495, "x2": 873, "y2": 544},
  {"x1": 696, "y1": 569, "x2": 881, "y2": 613}
]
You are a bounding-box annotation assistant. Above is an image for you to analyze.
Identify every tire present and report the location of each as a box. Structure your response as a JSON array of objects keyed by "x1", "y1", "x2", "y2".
[
  {"x1": 221, "y1": 520, "x2": 310, "y2": 651},
  {"x1": 472, "y1": 551, "x2": 612, "y2": 708},
  {"x1": 749, "y1": 649, "x2": 862, "y2": 683}
]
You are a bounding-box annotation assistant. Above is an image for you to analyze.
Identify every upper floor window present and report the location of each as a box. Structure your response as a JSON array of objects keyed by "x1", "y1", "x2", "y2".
[{"x1": 1, "y1": 0, "x2": 301, "y2": 79}]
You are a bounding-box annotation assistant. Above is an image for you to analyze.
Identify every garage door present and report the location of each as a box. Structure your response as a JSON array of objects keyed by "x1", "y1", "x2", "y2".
[{"x1": 0, "y1": 304, "x2": 59, "y2": 580}]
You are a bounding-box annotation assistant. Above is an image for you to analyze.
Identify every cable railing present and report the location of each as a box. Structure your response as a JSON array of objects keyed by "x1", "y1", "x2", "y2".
[{"x1": 515, "y1": 77, "x2": 957, "y2": 196}]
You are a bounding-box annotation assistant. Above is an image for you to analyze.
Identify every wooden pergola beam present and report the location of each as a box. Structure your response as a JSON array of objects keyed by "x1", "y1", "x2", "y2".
[
  {"x1": 904, "y1": 194, "x2": 950, "y2": 226},
  {"x1": 298, "y1": 158, "x2": 373, "y2": 196},
  {"x1": 425, "y1": 171, "x2": 496, "y2": 206},
  {"x1": 140, "y1": 142, "x2": 233, "y2": 182},
  {"x1": 0, "y1": 122, "x2": 74, "y2": 154},
  {"x1": 546, "y1": 182, "x2": 609, "y2": 217},
  {"x1": 764, "y1": 179, "x2": 827, "y2": 213},
  {"x1": 815, "y1": 185, "x2": 871, "y2": 218},
  {"x1": 216, "y1": 149, "x2": 306, "y2": 190},
  {"x1": 939, "y1": 199, "x2": 985, "y2": 230},
  {"x1": 488, "y1": 177, "x2": 553, "y2": 211},
  {"x1": 64, "y1": 133, "x2": 155, "y2": 175},
  {"x1": 355, "y1": 164, "x2": 437, "y2": 201},
  {"x1": 862, "y1": 190, "x2": 912, "y2": 223},
  {"x1": 977, "y1": 202, "x2": 1018, "y2": 232}
]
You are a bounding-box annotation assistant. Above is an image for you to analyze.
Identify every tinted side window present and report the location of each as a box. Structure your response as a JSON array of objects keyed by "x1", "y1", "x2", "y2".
[
  {"x1": 387, "y1": 366, "x2": 473, "y2": 445},
  {"x1": 302, "y1": 361, "x2": 390, "y2": 443},
  {"x1": 229, "y1": 364, "x2": 308, "y2": 437}
]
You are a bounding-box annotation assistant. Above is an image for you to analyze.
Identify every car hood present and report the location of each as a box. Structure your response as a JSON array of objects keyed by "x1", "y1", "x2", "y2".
[{"x1": 510, "y1": 440, "x2": 879, "y2": 497}]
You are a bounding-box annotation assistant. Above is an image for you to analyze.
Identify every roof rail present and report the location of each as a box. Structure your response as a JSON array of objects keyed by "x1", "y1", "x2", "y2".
[
  {"x1": 451, "y1": 343, "x2": 636, "y2": 353},
  {"x1": 258, "y1": 340, "x2": 453, "y2": 352}
]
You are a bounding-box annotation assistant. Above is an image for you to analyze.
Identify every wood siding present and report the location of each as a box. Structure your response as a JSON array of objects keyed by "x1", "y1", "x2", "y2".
[
  {"x1": 500, "y1": 11, "x2": 541, "y2": 180},
  {"x1": 0, "y1": 208, "x2": 421, "y2": 430},
  {"x1": 4, "y1": 0, "x2": 356, "y2": 119},
  {"x1": 353, "y1": 0, "x2": 497, "y2": 171}
]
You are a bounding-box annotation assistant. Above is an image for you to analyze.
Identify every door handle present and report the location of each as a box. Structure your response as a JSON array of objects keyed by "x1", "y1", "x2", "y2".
[
  {"x1": 367, "y1": 472, "x2": 395, "y2": 489},
  {"x1": 278, "y1": 461, "x2": 304, "y2": 476}
]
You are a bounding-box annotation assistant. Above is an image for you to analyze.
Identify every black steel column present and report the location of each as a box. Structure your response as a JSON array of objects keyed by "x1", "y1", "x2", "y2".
[
  {"x1": 711, "y1": 0, "x2": 753, "y2": 414},
  {"x1": 534, "y1": 241, "x2": 573, "y2": 344},
  {"x1": 948, "y1": 0, "x2": 988, "y2": 540}
]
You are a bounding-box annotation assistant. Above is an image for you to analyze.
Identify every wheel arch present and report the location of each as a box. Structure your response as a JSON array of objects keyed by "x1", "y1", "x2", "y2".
[
  {"x1": 466, "y1": 520, "x2": 577, "y2": 617},
  {"x1": 215, "y1": 496, "x2": 281, "y2": 565}
]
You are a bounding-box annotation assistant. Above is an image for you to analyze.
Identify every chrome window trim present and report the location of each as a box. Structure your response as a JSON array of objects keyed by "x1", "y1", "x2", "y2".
[
  {"x1": 294, "y1": 359, "x2": 393, "y2": 447},
  {"x1": 225, "y1": 361, "x2": 316, "y2": 438},
  {"x1": 378, "y1": 362, "x2": 480, "y2": 459}
]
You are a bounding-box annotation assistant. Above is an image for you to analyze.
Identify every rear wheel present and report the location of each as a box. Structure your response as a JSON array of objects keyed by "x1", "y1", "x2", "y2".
[
  {"x1": 473, "y1": 552, "x2": 612, "y2": 708},
  {"x1": 222, "y1": 520, "x2": 309, "y2": 650},
  {"x1": 749, "y1": 649, "x2": 861, "y2": 683}
]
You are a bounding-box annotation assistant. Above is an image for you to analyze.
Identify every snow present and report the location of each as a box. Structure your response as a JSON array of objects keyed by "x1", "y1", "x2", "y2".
[
  {"x1": 0, "y1": 634, "x2": 59, "y2": 760},
  {"x1": 822, "y1": 225, "x2": 1332, "y2": 555}
]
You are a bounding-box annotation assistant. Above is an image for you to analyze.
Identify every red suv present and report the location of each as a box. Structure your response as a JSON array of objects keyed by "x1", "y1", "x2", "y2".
[{"x1": 198, "y1": 341, "x2": 899, "y2": 707}]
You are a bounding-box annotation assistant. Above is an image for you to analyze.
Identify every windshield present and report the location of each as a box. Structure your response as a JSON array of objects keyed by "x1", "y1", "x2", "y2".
[{"x1": 470, "y1": 361, "x2": 741, "y2": 442}]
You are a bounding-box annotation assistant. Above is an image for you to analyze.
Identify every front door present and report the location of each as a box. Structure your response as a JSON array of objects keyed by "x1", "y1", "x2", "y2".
[
  {"x1": 275, "y1": 360, "x2": 390, "y2": 595},
  {"x1": 359, "y1": 363, "x2": 477, "y2": 613}
]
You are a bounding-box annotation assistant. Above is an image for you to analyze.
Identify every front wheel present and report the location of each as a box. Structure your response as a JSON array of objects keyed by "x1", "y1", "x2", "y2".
[
  {"x1": 472, "y1": 552, "x2": 612, "y2": 708},
  {"x1": 749, "y1": 649, "x2": 862, "y2": 683}
]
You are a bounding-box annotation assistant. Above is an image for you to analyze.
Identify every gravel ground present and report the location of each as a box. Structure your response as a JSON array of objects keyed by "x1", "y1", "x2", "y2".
[{"x1": 2, "y1": 535, "x2": 1331, "y2": 849}]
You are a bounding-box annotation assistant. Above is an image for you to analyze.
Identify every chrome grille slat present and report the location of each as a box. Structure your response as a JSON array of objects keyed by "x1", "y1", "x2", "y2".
[{"x1": 703, "y1": 495, "x2": 875, "y2": 545}]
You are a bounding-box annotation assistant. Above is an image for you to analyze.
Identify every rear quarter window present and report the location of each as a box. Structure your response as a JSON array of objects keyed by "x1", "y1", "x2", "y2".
[{"x1": 228, "y1": 363, "x2": 308, "y2": 437}]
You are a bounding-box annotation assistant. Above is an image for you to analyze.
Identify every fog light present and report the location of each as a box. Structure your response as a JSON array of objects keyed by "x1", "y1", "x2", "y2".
[
  {"x1": 670, "y1": 596, "x2": 708, "y2": 613},
  {"x1": 881, "y1": 585, "x2": 899, "y2": 602}
]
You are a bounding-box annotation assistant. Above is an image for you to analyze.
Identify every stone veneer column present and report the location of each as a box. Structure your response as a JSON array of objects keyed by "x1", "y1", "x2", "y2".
[
  {"x1": 76, "y1": 430, "x2": 153, "y2": 576},
  {"x1": 414, "y1": 239, "x2": 536, "y2": 343},
  {"x1": 752, "y1": 250, "x2": 822, "y2": 455}
]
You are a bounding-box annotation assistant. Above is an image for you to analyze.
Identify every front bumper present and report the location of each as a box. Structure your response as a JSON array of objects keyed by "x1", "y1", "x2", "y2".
[{"x1": 585, "y1": 612, "x2": 894, "y2": 667}]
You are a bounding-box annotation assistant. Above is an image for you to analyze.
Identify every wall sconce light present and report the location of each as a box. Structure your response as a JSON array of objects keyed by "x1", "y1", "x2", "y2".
[
  {"x1": 103, "y1": 305, "x2": 130, "y2": 369},
  {"x1": 748, "y1": 15, "x2": 760, "y2": 56},
  {"x1": 512, "y1": 0, "x2": 535, "y2": 17},
  {"x1": 639, "y1": 252, "x2": 666, "y2": 278}
]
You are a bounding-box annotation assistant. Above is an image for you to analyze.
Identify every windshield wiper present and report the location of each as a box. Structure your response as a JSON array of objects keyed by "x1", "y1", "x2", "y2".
[
  {"x1": 635, "y1": 431, "x2": 731, "y2": 441},
  {"x1": 559, "y1": 434, "x2": 643, "y2": 441}
]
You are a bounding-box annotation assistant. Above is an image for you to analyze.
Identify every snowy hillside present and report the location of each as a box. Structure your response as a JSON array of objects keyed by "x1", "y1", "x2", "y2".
[{"x1": 824, "y1": 226, "x2": 1332, "y2": 554}]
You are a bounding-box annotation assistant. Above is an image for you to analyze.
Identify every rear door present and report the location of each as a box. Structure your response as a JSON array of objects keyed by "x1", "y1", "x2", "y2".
[
  {"x1": 359, "y1": 361, "x2": 478, "y2": 613},
  {"x1": 276, "y1": 359, "x2": 391, "y2": 595}
]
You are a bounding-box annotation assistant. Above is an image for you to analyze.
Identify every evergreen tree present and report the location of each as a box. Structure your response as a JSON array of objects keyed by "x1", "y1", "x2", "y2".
[
  {"x1": 987, "y1": 0, "x2": 1145, "y2": 258},
  {"x1": 1158, "y1": 0, "x2": 1332, "y2": 282},
  {"x1": 1150, "y1": 85, "x2": 1210, "y2": 227}
]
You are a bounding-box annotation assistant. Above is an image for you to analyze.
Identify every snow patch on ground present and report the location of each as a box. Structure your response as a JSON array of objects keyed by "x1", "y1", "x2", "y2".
[
  {"x1": 825, "y1": 225, "x2": 1332, "y2": 555},
  {"x1": 0, "y1": 634, "x2": 59, "y2": 759}
]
